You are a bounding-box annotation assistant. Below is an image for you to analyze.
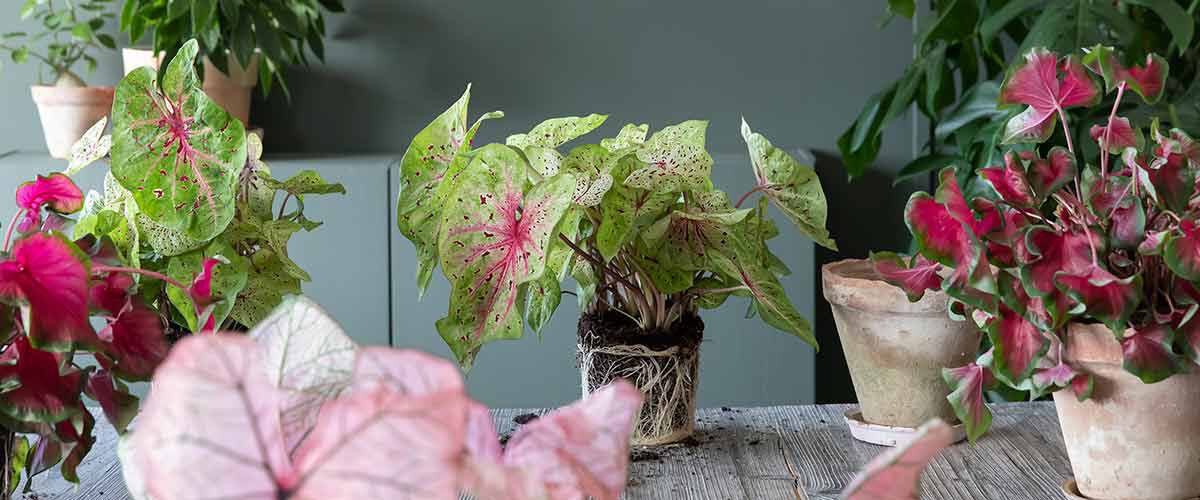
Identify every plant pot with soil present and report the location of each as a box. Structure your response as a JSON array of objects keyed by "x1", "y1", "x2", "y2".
[
  {"x1": 119, "y1": 0, "x2": 345, "y2": 127},
  {"x1": 3, "y1": 0, "x2": 118, "y2": 159},
  {"x1": 822, "y1": 258, "x2": 979, "y2": 444},
  {"x1": 396, "y1": 86, "x2": 836, "y2": 445},
  {"x1": 892, "y1": 45, "x2": 1200, "y2": 498}
]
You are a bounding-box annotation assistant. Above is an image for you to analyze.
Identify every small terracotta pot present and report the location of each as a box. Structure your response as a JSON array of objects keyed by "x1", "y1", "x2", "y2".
[
  {"x1": 1054, "y1": 322, "x2": 1200, "y2": 500},
  {"x1": 822, "y1": 259, "x2": 980, "y2": 429},
  {"x1": 30, "y1": 85, "x2": 114, "y2": 159},
  {"x1": 122, "y1": 48, "x2": 259, "y2": 125}
]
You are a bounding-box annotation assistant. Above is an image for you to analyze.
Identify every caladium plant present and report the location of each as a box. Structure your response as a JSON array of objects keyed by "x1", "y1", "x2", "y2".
[
  {"x1": 874, "y1": 46, "x2": 1197, "y2": 442},
  {"x1": 125, "y1": 296, "x2": 643, "y2": 500},
  {"x1": 398, "y1": 87, "x2": 836, "y2": 369},
  {"x1": 840, "y1": 419, "x2": 955, "y2": 500}
]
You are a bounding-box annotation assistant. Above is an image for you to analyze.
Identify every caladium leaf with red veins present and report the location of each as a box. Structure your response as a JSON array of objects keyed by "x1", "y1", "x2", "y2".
[
  {"x1": 505, "y1": 114, "x2": 608, "y2": 150},
  {"x1": 710, "y1": 247, "x2": 816, "y2": 347},
  {"x1": 1070, "y1": 373, "x2": 1094, "y2": 400},
  {"x1": 397, "y1": 85, "x2": 504, "y2": 298},
  {"x1": 1163, "y1": 220, "x2": 1200, "y2": 281},
  {"x1": 1176, "y1": 314, "x2": 1200, "y2": 366},
  {"x1": 66, "y1": 117, "x2": 112, "y2": 175},
  {"x1": 84, "y1": 370, "x2": 138, "y2": 434},
  {"x1": 0, "y1": 336, "x2": 84, "y2": 424},
  {"x1": 1141, "y1": 230, "x2": 1168, "y2": 255},
  {"x1": 869, "y1": 251, "x2": 942, "y2": 302},
  {"x1": 110, "y1": 40, "x2": 247, "y2": 241},
  {"x1": 600, "y1": 123, "x2": 648, "y2": 152},
  {"x1": 1121, "y1": 323, "x2": 1185, "y2": 383},
  {"x1": 625, "y1": 120, "x2": 714, "y2": 193},
  {"x1": 1139, "y1": 150, "x2": 1194, "y2": 212},
  {"x1": 1026, "y1": 147, "x2": 1076, "y2": 201},
  {"x1": 595, "y1": 154, "x2": 677, "y2": 261},
  {"x1": 740, "y1": 119, "x2": 836, "y2": 250},
  {"x1": 643, "y1": 207, "x2": 752, "y2": 273},
  {"x1": 985, "y1": 305, "x2": 1049, "y2": 385},
  {"x1": 979, "y1": 152, "x2": 1036, "y2": 208},
  {"x1": 1083, "y1": 45, "x2": 1169, "y2": 104},
  {"x1": 435, "y1": 145, "x2": 577, "y2": 369},
  {"x1": 351, "y1": 347, "x2": 464, "y2": 397},
  {"x1": 249, "y1": 296, "x2": 358, "y2": 453},
  {"x1": 0, "y1": 233, "x2": 97, "y2": 351},
  {"x1": 97, "y1": 295, "x2": 167, "y2": 381},
  {"x1": 501, "y1": 381, "x2": 643, "y2": 500},
  {"x1": 943, "y1": 360, "x2": 993, "y2": 443},
  {"x1": 15, "y1": 173, "x2": 84, "y2": 232},
  {"x1": 1018, "y1": 226, "x2": 1096, "y2": 297},
  {"x1": 561, "y1": 144, "x2": 615, "y2": 207},
  {"x1": 905, "y1": 169, "x2": 994, "y2": 294},
  {"x1": 1154, "y1": 128, "x2": 1200, "y2": 168},
  {"x1": 131, "y1": 334, "x2": 295, "y2": 500},
  {"x1": 1056, "y1": 266, "x2": 1140, "y2": 333},
  {"x1": 999, "y1": 49, "x2": 1100, "y2": 143},
  {"x1": 840, "y1": 419, "x2": 955, "y2": 500},
  {"x1": 1089, "y1": 116, "x2": 1142, "y2": 154},
  {"x1": 1106, "y1": 189, "x2": 1146, "y2": 251},
  {"x1": 165, "y1": 241, "x2": 248, "y2": 333}
]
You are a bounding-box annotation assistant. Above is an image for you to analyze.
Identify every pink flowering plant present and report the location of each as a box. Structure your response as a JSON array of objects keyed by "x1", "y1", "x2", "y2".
[
  {"x1": 872, "y1": 45, "x2": 1193, "y2": 441},
  {"x1": 397, "y1": 87, "x2": 834, "y2": 368}
]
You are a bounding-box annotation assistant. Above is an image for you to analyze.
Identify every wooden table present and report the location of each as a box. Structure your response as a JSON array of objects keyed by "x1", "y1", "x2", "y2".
[{"x1": 21, "y1": 402, "x2": 1071, "y2": 500}]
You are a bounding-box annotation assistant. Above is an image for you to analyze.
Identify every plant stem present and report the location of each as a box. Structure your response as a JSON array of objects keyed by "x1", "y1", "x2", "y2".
[
  {"x1": 92, "y1": 265, "x2": 188, "y2": 292},
  {"x1": 1100, "y1": 82, "x2": 1127, "y2": 180},
  {"x1": 691, "y1": 285, "x2": 749, "y2": 295},
  {"x1": 2, "y1": 211, "x2": 22, "y2": 252},
  {"x1": 557, "y1": 234, "x2": 653, "y2": 320},
  {"x1": 735, "y1": 185, "x2": 767, "y2": 208}
]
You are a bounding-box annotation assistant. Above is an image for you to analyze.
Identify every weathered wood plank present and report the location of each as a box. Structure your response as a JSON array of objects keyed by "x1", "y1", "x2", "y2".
[{"x1": 25, "y1": 403, "x2": 1071, "y2": 500}]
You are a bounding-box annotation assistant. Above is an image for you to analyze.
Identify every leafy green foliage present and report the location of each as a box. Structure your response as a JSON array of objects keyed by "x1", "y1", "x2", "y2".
[
  {"x1": 1, "y1": 0, "x2": 117, "y2": 84},
  {"x1": 843, "y1": 0, "x2": 1200, "y2": 186},
  {"x1": 399, "y1": 90, "x2": 834, "y2": 369},
  {"x1": 118, "y1": 0, "x2": 344, "y2": 98}
]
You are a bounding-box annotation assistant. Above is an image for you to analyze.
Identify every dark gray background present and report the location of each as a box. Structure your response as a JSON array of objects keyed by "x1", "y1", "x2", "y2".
[{"x1": 0, "y1": 0, "x2": 924, "y2": 405}]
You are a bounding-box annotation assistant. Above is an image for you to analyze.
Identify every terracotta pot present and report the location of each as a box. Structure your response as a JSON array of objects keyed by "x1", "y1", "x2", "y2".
[
  {"x1": 822, "y1": 259, "x2": 980, "y2": 428},
  {"x1": 1054, "y1": 322, "x2": 1200, "y2": 500},
  {"x1": 577, "y1": 310, "x2": 701, "y2": 446},
  {"x1": 30, "y1": 85, "x2": 114, "y2": 159},
  {"x1": 122, "y1": 48, "x2": 259, "y2": 125}
]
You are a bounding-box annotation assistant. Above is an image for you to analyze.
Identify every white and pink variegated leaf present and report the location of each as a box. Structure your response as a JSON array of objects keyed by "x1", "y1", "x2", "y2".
[
  {"x1": 131, "y1": 335, "x2": 292, "y2": 500},
  {"x1": 435, "y1": 144, "x2": 577, "y2": 368},
  {"x1": 110, "y1": 40, "x2": 246, "y2": 241},
  {"x1": 840, "y1": 419, "x2": 955, "y2": 500},
  {"x1": 66, "y1": 117, "x2": 111, "y2": 175},
  {"x1": 350, "y1": 347, "x2": 465, "y2": 396},
  {"x1": 286, "y1": 388, "x2": 471, "y2": 500},
  {"x1": 625, "y1": 120, "x2": 714, "y2": 193},
  {"x1": 249, "y1": 296, "x2": 359, "y2": 453}
]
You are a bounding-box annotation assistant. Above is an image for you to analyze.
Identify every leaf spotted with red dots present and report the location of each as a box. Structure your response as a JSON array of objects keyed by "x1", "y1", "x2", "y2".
[
  {"x1": 435, "y1": 145, "x2": 576, "y2": 369},
  {"x1": 625, "y1": 120, "x2": 714, "y2": 193},
  {"x1": 110, "y1": 40, "x2": 246, "y2": 242}
]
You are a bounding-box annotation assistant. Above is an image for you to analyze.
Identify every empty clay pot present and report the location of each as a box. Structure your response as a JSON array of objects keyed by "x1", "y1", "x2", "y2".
[
  {"x1": 822, "y1": 258, "x2": 980, "y2": 429},
  {"x1": 1054, "y1": 322, "x2": 1200, "y2": 500},
  {"x1": 30, "y1": 85, "x2": 114, "y2": 159}
]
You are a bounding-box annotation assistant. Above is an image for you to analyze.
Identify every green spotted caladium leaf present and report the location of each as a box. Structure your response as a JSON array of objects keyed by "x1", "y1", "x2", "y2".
[
  {"x1": 625, "y1": 120, "x2": 713, "y2": 193},
  {"x1": 561, "y1": 145, "x2": 615, "y2": 207},
  {"x1": 110, "y1": 39, "x2": 247, "y2": 242},
  {"x1": 644, "y1": 205, "x2": 753, "y2": 271},
  {"x1": 231, "y1": 249, "x2": 303, "y2": 328},
  {"x1": 739, "y1": 119, "x2": 836, "y2": 250},
  {"x1": 66, "y1": 117, "x2": 111, "y2": 176},
  {"x1": 596, "y1": 154, "x2": 677, "y2": 261},
  {"x1": 397, "y1": 85, "x2": 504, "y2": 298},
  {"x1": 525, "y1": 208, "x2": 583, "y2": 334},
  {"x1": 505, "y1": 114, "x2": 608, "y2": 149},
  {"x1": 262, "y1": 170, "x2": 346, "y2": 197},
  {"x1": 709, "y1": 242, "x2": 816, "y2": 348},
  {"x1": 601, "y1": 123, "x2": 648, "y2": 152},
  {"x1": 242, "y1": 133, "x2": 276, "y2": 221},
  {"x1": 166, "y1": 239, "x2": 249, "y2": 332},
  {"x1": 435, "y1": 144, "x2": 577, "y2": 368}
]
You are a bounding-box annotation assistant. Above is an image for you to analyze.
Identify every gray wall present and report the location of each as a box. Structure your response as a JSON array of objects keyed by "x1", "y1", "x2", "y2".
[{"x1": 0, "y1": 0, "x2": 922, "y2": 406}]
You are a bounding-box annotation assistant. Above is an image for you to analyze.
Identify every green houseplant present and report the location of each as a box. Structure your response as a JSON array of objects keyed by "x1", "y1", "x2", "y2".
[
  {"x1": 841, "y1": 0, "x2": 1200, "y2": 189},
  {"x1": 397, "y1": 86, "x2": 835, "y2": 445},
  {"x1": 2, "y1": 0, "x2": 119, "y2": 158},
  {"x1": 118, "y1": 0, "x2": 345, "y2": 124},
  {"x1": 888, "y1": 45, "x2": 1200, "y2": 498}
]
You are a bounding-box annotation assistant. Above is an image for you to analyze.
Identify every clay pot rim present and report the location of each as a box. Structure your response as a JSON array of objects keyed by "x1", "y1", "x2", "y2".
[
  {"x1": 29, "y1": 85, "x2": 115, "y2": 105},
  {"x1": 822, "y1": 258, "x2": 950, "y2": 314}
]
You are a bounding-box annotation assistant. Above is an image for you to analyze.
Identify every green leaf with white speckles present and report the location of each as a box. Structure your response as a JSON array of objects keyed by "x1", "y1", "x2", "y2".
[
  {"x1": 230, "y1": 249, "x2": 303, "y2": 328},
  {"x1": 625, "y1": 120, "x2": 713, "y2": 193},
  {"x1": 505, "y1": 114, "x2": 608, "y2": 150},
  {"x1": 740, "y1": 119, "x2": 836, "y2": 250},
  {"x1": 601, "y1": 123, "x2": 649, "y2": 152},
  {"x1": 166, "y1": 239, "x2": 249, "y2": 332},
  {"x1": 596, "y1": 154, "x2": 677, "y2": 261}
]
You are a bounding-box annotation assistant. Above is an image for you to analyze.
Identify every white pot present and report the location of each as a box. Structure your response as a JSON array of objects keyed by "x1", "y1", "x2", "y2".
[
  {"x1": 122, "y1": 48, "x2": 259, "y2": 126},
  {"x1": 30, "y1": 85, "x2": 114, "y2": 159}
]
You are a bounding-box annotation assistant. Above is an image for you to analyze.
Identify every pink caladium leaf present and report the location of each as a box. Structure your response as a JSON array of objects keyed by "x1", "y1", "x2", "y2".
[
  {"x1": 351, "y1": 347, "x2": 464, "y2": 397},
  {"x1": 1083, "y1": 45, "x2": 1169, "y2": 104},
  {"x1": 1164, "y1": 220, "x2": 1200, "y2": 281},
  {"x1": 1089, "y1": 116, "x2": 1141, "y2": 154},
  {"x1": 286, "y1": 388, "x2": 470, "y2": 500},
  {"x1": 1018, "y1": 227, "x2": 1095, "y2": 297},
  {"x1": 904, "y1": 168, "x2": 994, "y2": 294},
  {"x1": 943, "y1": 360, "x2": 993, "y2": 443},
  {"x1": 1154, "y1": 128, "x2": 1200, "y2": 168},
  {"x1": 15, "y1": 173, "x2": 84, "y2": 232},
  {"x1": 1140, "y1": 230, "x2": 1168, "y2": 255},
  {"x1": 90, "y1": 272, "x2": 168, "y2": 381},
  {"x1": 500, "y1": 381, "x2": 643, "y2": 500},
  {"x1": 1121, "y1": 323, "x2": 1185, "y2": 383},
  {"x1": 999, "y1": 48, "x2": 1100, "y2": 143},
  {"x1": 979, "y1": 152, "x2": 1036, "y2": 208},
  {"x1": 132, "y1": 334, "x2": 294, "y2": 500},
  {"x1": 0, "y1": 233, "x2": 98, "y2": 351},
  {"x1": 84, "y1": 370, "x2": 138, "y2": 434},
  {"x1": 840, "y1": 419, "x2": 955, "y2": 500},
  {"x1": 110, "y1": 40, "x2": 246, "y2": 242},
  {"x1": 0, "y1": 336, "x2": 85, "y2": 424},
  {"x1": 186, "y1": 256, "x2": 225, "y2": 332},
  {"x1": 1026, "y1": 147, "x2": 1076, "y2": 202},
  {"x1": 984, "y1": 305, "x2": 1049, "y2": 385},
  {"x1": 1139, "y1": 150, "x2": 1194, "y2": 212},
  {"x1": 1056, "y1": 266, "x2": 1140, "y2": 333},
  {"x1": 435, "y1": 144, "x2": 577, "y2": 369},
  {"x1": 1176, "y1": 313, "x2": 1200, "y2": 366},
  {"x1": 868, "y1": 251, "x2": 943, "y2": 302}
]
